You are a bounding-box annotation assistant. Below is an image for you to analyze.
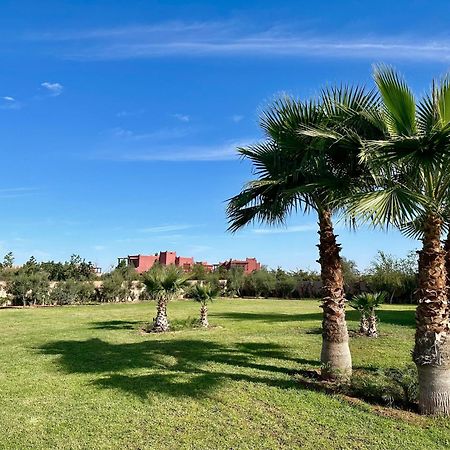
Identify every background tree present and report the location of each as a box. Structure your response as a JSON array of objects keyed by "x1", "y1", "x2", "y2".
[
  {"x1": 7, "y1": 270, "x2": 50, "y2": 306},
  {"x1": 49, "y1": 280, "x2": 95, "y2": 305},
  {"x1": 225, "y1": 267, "x2": 245, "y2": 297},
  {"x1": 2, "y1": 252, "x2": 14, "y2": 268},
  {"x1": 364, "y1": 251, "x2": 417, "y2": 303},
  {"x1": 189, "y1": 264, "x2": 208, "y2": 281},
  {"x1": 274, "y1": 268, "x2": 298, "y2": 298}
]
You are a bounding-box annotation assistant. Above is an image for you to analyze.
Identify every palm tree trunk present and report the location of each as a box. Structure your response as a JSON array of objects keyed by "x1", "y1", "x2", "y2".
[
  {"x1": 151, "y1": 297, "x2": 170, "y2": 332},
  {"x1": 444, "y1": 228, "x2": 450, "y2": 319},
  {"x1": 200, "y1": 303, "x2": 209, "y2": 327},
  {"x1": 367, "y1": 310, "x2": 378, "y2": 338},
  {"x1": 318, "y1": 209, "x2": 352, "y2": 380},
  {"x1": 359, "y1": 312, "x2": 369, "y2": 334},
  {"x1": 413, "y1": 213, "x2": 450, "y2": 415}
]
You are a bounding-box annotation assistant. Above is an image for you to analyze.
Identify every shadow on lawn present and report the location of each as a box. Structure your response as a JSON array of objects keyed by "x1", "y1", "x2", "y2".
[
  {"x1": 91, "y1": 320, "x2": 141, "y2": 330},
  {"x1": 39, "y1": 336, "x2": 318, "y2": 399},
  {"x1": 214, "y1": 308, "x2": 415, "y2": 328}
]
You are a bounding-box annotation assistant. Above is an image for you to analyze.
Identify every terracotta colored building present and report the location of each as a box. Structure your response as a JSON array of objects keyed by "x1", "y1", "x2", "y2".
[
  {"x1": 219, "y1": 257, "x2": 261, "y2": 274},
  {"x1": 119, "y1": 251, "x2": 261, "y2": 275},
  {"x1": 118, "y1": 251, "x2": 195, "y2": 273}
]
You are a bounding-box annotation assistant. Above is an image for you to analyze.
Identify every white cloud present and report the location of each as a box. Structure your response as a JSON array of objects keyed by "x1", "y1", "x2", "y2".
[
  {"x1": 116, "y1": 109, "x2": 145, "y2": 117},
  {"x1": 26, "y1": 21, "x2": 450, "y2": 62},
  {"x1": 231, "y1": 114, "x2": 244, "y2": 123},
  {"x1": 138, "y1": 224, "x2": 194, "y2": 233},
  {"x1": 253, "y1": 224, "x2": 317, "y2": 234},
  {"x1": 41, "y1": 81, "x2": 63, "y2": 96},
  {"x1": 0, "y1": 187, "x2": 39, "y2": 199},
  {"x1": 0, "y1": 96, "x2": 21, "y2": 110},
  {"x1": 93, "y1": 138, "x2": 250, "y2": 162},
  {"x1": 173, "y1": 113, "x2": 190, "y2": 122},
  {"x1": 107, "y1": 126, "x2": 193, "y2": 141}
]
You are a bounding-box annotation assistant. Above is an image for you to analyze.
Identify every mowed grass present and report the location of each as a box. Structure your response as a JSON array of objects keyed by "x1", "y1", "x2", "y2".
[{"x1": 1, "y1": 299, "x2": 450, "y2": 450}]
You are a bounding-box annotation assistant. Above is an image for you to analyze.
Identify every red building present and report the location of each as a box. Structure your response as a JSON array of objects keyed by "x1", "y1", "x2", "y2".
[
  {"x1": 219, "y1": 257, "x2": 261, "y2": 274},
  {"x1": 198, "y1": 261, "x2": 214, "y2": 272},
  {"x1": 119, "y1": 251, "x2": 195, "y2": 273},
  {"x1": 119, "y1": 251, "x2": 260, "y2": 275},
  {"x1": 120, "y1": 254, "x2": 159, "y2": 273}
]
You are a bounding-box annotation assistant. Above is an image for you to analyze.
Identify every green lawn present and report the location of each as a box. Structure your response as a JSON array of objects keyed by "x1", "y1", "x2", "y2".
[{"x1": 1, "y1": 299, "x2": 450, "y2": 449}]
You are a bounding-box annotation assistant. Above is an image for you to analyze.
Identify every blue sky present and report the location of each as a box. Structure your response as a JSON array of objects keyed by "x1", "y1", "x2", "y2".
[{"x1": 0, "y1": 0, "x2": 449, "y2": 271}]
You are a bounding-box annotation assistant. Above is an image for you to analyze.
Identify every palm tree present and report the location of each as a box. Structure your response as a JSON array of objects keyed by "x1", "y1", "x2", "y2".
[
  {"x1": 349, "y1": 292, "x2": 386, "y2": 337},
  {"x1": 350, "y1": 66, "x2": 450, "y2": 415},
  {"x1": 190, "y1": 282, "x2": 219, "y2": 327},
  {"x1": 349, "y1": 294, "x2": 370, "y2": 334},
  {"x1": 142, "y1": 265, "x2": 189, "y2": 332},
  {"x1": 227, "y1": 87, "x2": 380, "y2": 380}
]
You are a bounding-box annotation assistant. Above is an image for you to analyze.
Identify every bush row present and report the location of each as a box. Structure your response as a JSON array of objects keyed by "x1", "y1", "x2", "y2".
[{"x1": 0, "y1": 250, "x2": 418, "y2": 305}]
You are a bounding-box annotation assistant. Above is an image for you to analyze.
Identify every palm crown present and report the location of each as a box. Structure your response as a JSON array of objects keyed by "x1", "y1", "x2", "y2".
[
  {"x1": 350, "y1": 65, "x2": 450, "y2": 230},
  {"x1": 227, "y1": 88, "x2": 382, "y2": 231}
]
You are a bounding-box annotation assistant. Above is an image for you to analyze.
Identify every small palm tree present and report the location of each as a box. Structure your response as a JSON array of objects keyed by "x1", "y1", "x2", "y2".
[
  {"x1": 190, "y1": 283, "x2": 219, "y2": 327},
  {"x1": 142, "y1": 265, "x2": 189, "y2": 332},
  {"x1": 350, "y1": 292, "x2": 386, "y2": 337},
  {"x1": 349, "y1": 294, "x2": 370, "y2": 334}
]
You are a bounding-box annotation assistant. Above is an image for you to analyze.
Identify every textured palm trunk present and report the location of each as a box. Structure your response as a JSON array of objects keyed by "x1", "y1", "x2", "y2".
[
  {"x1": 367, "y1": 310, "x2": 378, "y2": 338},
  {"x1": 151, "y1": 297, "x2": 170, "y2": 332},
  {"x1": 200, "y1": 304, "x2": 209, "y2": 327},
  {"x1": 318, "y1": 210, "x2": 352, "y2": 380},
  {"x1": 444, "y1": 229, "x2": 450, "y2": 319},
  {"x1": 359, "y1": 312, "x2": 369, "y2": 334},
  {"x1": 413, "y1": 214, "x2": 450, "y2": 415}
]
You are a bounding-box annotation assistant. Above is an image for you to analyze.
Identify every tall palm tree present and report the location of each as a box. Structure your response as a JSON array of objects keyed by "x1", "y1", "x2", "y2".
[
  {"x1": 227, "y1": 87, "x2": 380, "y2": 380},
  {"x1": 142, "y1": 265, "x2": 189, "y2": 332},
  {"x1": 350, "y1": 66, "x2": 450, "y2": 415}
]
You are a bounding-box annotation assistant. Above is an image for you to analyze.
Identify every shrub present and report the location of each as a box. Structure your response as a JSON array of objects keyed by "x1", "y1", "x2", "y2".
[
  {"x1": 348, "y1": 365, "x2": 418, "y2": 407},
  {"x1": 349, "y1": 369, "x2": 404, "y2": 407},
  {"x1": 7, "y1": 271, "x2": 50, "y2": 306},
  {"x1": 49, "y1": 280, "x2": 95, "y2": 305}
]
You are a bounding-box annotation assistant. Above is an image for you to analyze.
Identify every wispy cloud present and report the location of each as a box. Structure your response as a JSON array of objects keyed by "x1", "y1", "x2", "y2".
[
  {"x1": 26, "y1": 21, "x2": 450, "y2": 62},
  {"x1": 231, "y1": 114, "x2": 244, "y2": 123},
  {"x1": 107, "y1": 126, "x2": 193, "y2": 141},
  {"x1": 253, "y1": 224, "x2": 317, "y2": 234},
  {"x1": 41, "y1": 81, "x2": 64, "y2": 96},
  {"x1": 173, "y1": 113, "x2": 190, "y2": 122},
  {"x1": 116, "y1": 109, "x2": 145, "y2": 118},
  {"x1": 0, "y1": 96, "x2": 21, "y2": 110},
  {"x1": 93, "y1": 138, "x2": 251, "y2": 162},
  {"x1": 0, "y1": 187, "x2": 39, "y2": 199},
  {"x1": 138, "y1": 224, "x2": 194, "y2": 233}
]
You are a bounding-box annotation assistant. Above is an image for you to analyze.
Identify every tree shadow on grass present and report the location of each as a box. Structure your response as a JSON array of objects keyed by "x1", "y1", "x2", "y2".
[
  {"x1": 211, "y1": 311, "x2": 322, "y2": 323},
  {"x1": 377, "y1": 309, "x2": 415, "y2": 328},
  {"x1": 39, "y1": 336, "x2": 318, "y2": 399},
  {"x1": 213, "y1": 309, "x2": 415, "y2": 328},
  {"x1": 90, "y1": 320, "x2": 141, "y2": 330}
]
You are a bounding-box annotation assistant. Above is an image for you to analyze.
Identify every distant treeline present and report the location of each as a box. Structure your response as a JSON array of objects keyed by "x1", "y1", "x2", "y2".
[{"x1": 0, "y1": 250, "x2": 418, "y2": 306}]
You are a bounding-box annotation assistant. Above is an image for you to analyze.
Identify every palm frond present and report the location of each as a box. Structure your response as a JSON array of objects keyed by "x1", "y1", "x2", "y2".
[
  {"x1": 348, "y1": 185, "x2": 426, "y2": 228},
  {"x1": 373, "y1": 64, "x2": 416, "y2": 137},
  {"x1": 437, "y1": 75, "x2": 450, "y2": 127}
]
